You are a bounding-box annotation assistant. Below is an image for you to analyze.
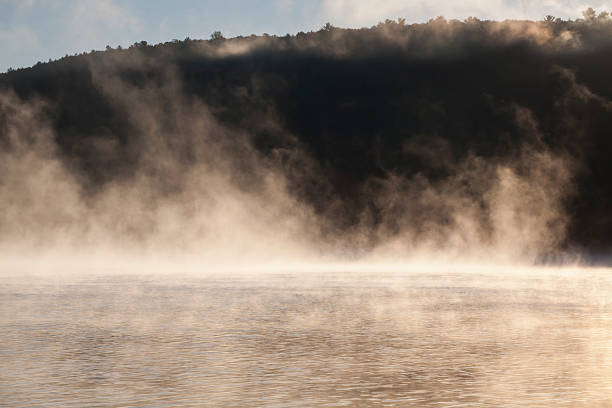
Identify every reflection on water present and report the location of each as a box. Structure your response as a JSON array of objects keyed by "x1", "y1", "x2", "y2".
[{"x1": 2, "y1": 270, "x2": 612, "y2": 407}]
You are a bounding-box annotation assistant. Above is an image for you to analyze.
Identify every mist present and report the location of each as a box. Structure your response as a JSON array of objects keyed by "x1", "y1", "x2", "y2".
[
  {"x1": 2, "y1": 15, "x2": 612, "y2": 271},
  {"x1": 6, "y1": 12, "x2": 612, "y2": 408}
]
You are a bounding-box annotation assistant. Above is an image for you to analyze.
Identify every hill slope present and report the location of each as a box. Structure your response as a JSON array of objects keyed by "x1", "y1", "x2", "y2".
[{"x1": 2, "y1": 17, "x2": 612, "y2": 262}]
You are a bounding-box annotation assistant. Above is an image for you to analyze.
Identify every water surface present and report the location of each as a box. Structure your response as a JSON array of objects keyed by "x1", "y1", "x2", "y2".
[{"x1": 2, "y1": 269, "x2": 612, "y2": 407}]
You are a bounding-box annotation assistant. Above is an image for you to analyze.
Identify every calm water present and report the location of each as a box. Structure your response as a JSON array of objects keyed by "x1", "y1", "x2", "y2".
[{"x1": 2, "y1": 269, "x2": 612, "y2": 407}]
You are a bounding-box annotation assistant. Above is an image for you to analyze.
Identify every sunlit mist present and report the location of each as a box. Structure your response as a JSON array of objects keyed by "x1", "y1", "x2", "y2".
[{"x1": 2, "y1": 11, "x2": 612, "y2": 408}]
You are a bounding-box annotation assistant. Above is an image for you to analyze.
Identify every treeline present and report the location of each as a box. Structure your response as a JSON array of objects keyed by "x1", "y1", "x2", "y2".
[{"x1": 4, "y1": 8, "x2": 612, "y2": 72}]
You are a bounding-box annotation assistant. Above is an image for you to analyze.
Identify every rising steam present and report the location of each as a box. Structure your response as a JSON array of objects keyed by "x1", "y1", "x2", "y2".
[{"x1": 3, "y1": 16, "x2": 611, "y2": 271}]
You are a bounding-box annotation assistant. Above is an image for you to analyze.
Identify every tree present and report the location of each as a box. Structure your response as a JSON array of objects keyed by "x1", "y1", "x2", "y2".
[
  {"x1": 544, "y1": 15, "x2": 555, "y2": 23},
  {"x1": 429, "y1": 16, "x2": 446, "y2": 24},
  {"x1": 322, "y1": 22, "x2": 334, "y2": 32},
  {"x1": 210, "y1": 31, "x2": 224, "y2": 40}
]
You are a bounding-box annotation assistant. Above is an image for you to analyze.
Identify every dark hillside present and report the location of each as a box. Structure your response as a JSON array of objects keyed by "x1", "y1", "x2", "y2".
[{"x1": 2, "y1": 17, "x2": 612, "y2": 260}]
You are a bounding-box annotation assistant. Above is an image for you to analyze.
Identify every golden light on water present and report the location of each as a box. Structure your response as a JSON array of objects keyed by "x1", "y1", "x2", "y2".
[{"x1": 3, "y1": 258, "x2": 612, "y2": 407}]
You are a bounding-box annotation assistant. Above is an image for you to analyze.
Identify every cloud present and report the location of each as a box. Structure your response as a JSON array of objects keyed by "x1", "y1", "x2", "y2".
[
  {"x1": 0, "y1": 0, "x2": 35, "y2": 6},
  {"x1": 0, "y1": 24, "x2": 38, "y2": 52},
  {"x1": 0, "y1": 25, "x2": 39, "y2": 70},
  {"x1": 275, "y1": 0, "x2": 295, "y2": 12},
  {"x1": 320, "y1": 0, "x2": 612, "y2": 26},
  {"x1": 70, "y1": 0, "x2": 143, "y2": 48}
]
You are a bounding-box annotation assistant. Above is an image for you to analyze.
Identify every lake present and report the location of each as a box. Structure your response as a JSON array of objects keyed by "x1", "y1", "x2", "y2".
[{"x1": 2, "y1": 267, "x2": 612, "y2": 407}]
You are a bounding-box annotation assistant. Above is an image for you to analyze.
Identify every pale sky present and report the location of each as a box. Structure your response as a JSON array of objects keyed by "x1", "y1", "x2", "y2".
[{"x1": 0, "y1": 0, "x2": 609, "y2": 72}]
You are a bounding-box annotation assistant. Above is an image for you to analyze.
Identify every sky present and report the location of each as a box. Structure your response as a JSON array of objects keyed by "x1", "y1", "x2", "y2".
[{"x1": 0, "y1": 0, "x2": 610, "y2": 72}]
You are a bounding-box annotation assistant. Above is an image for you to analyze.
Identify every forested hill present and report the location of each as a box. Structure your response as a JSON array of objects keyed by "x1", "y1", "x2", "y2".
[{"x1": 2, "y1": 14, "x2": 612, "y2": 260}]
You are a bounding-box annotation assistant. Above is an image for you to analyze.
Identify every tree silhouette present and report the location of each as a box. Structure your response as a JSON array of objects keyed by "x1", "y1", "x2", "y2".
[{"x1": 210, "y1": 31, "x2": 224, "y2": 41}]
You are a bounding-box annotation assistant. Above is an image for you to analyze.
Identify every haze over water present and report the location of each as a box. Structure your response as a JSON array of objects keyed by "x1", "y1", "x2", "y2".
[
  {"x1": 2, "y1": 267, "x2": 612, "y2": 407},
  {"x1": 4, "y1": 10, "x2": 612, "y2": 407}
]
